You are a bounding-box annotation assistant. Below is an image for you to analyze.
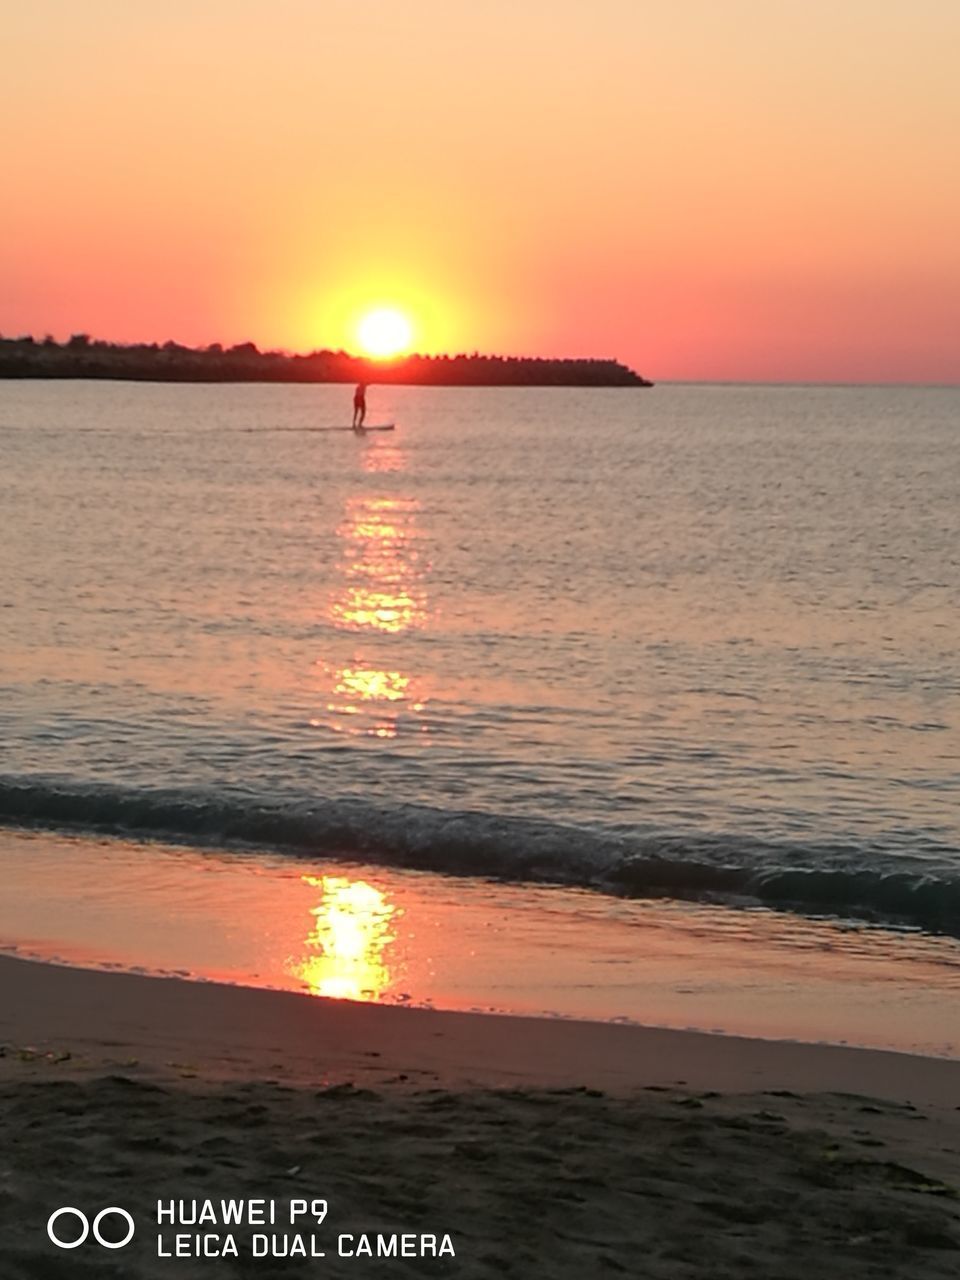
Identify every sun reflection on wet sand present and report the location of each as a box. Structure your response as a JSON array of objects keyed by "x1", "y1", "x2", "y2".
[
  {"x1": 6, "y1": 829, "x2": 960, "y2": 1054},
  {"x1": 292, "y1": 874, "x2": 399, "y2": 1001}
]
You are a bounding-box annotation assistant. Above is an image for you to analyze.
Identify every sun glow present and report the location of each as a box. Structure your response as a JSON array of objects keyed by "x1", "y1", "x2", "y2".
[
  {"x1": 357, "y1": 307, "x2": 413, "y2": 359},
  {"x1": 295, "y1": 270, "x2": 470, "y2": 359}
]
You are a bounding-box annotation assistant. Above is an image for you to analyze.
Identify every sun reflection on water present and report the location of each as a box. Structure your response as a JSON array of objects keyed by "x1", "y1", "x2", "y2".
[
  {"x1": 292, "y1": 874, "x2": 398, "y2": 1001},
  {"x1": 329, "y1": 495, "x2": 426, "y2": 635},
  {"x1": 361, "y1": 439, "x2": 407, "y2": 475},
  {"x1": 321, "y1": 664, "x2": 426, "y2": 739},
  {"x1": 318, "y1": 453, "x2": 430, "y2": 738},
  {"x1": 337, "y1": 667, "x2": 410, "y2": 703}
]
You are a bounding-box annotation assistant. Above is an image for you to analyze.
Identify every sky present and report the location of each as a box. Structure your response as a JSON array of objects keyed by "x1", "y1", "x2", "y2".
[{"x1": 2, "y1": 0, "x2": 958, "y2": 382}]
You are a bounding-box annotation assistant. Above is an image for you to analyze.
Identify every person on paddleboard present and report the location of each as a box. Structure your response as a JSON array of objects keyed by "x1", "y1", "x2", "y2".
[{"x1": 352, "y1": 382, "x2": 367, "y2": 429}]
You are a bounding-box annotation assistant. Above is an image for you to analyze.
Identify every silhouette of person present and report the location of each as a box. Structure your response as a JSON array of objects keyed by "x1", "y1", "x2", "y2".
[{"x1": 352, "y1": 383, "x2": 367, "y2": 429}]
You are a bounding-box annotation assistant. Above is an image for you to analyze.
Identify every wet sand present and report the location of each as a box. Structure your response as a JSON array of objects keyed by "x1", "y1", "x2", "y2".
[{"x1": 1, "y1": 954, "x2": 959, "y2": 1277}]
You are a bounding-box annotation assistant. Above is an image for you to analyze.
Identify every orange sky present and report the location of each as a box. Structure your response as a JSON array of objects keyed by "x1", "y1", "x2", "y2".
[{"x1": 2, "y1": 1, "x2": 958, "y2": 382}]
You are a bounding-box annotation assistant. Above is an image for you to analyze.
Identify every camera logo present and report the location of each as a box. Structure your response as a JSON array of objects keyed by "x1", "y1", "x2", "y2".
[{"x1": 47, "y1": 1207, "x2": 135, "y2": 1250}]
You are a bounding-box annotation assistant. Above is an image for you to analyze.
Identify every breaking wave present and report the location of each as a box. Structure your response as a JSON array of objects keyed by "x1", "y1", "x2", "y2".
[{"x1": 1, "y1": 774, "x2": 958, "y2": 937}]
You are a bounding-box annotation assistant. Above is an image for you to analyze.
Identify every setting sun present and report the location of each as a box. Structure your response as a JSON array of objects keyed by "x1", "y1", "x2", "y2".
[{"x1": 357, "y1": 308, "x2": 413, "y2": 360}]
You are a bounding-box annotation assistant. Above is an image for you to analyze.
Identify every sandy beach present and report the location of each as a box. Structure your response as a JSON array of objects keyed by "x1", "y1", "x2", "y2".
[{"x1": 2, "y1": 954, "x2": 959, "y2": 1278}]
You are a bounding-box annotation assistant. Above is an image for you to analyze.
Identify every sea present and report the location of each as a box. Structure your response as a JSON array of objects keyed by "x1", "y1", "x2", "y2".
[{"x1": 2, "y1": 380, "x2": 959, "y2": 1053}]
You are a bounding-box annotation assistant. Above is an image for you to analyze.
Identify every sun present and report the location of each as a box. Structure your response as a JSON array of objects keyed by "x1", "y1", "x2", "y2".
[{"x1": 356, "y1": 308, "x2": 413, "y2": 360}]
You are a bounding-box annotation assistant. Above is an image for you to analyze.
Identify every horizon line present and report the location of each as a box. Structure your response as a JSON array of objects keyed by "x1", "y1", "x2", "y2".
[{"x1": 2, "y1": 334, "x2": 957, "y2": 389}]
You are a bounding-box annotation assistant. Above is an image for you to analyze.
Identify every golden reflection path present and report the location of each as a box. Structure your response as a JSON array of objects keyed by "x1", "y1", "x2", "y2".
[
  {"x1": 292, "y1": 873, "x2": 399, "y2": 1001},
  {"x1": 319, "y1": 438, "x2": 430, "y2": 738},
  {"x1": 329, "y1": 494, "x2": 426, "y2": 635}
]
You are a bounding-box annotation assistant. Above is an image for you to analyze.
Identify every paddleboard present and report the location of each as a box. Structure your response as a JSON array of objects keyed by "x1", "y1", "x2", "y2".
[
  {"x1": 298, "y1": 424, "x2": 396, "y2": 433},
  {"x1": 230, "y1": 424, "x2": 396, "y2": 433}
]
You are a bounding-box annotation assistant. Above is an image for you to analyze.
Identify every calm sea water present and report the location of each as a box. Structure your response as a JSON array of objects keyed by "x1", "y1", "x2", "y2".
[{"x1": 2, "y1": 380, "x2": 958, "y2": 934}]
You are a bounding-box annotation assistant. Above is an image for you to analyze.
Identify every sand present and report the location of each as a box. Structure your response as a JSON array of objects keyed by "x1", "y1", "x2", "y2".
[{"x1": 1, "y1": 954, "x2": 959, "y2": 1277}]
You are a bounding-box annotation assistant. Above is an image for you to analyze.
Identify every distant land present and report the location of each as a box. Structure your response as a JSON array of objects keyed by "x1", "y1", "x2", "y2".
[{"x1": 0, "y1": 335, "x2": 652, "y2": 388}]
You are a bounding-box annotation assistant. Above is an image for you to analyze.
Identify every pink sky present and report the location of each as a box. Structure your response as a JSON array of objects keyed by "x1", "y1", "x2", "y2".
[{"x1": 2, "y1": 1, "x2": 958, "y2": 382}]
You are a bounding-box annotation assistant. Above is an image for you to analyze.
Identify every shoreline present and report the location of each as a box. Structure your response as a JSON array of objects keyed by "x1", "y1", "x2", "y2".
[
  {"x1": 4, "y1": 826, "x2": 960, "y2": 1060},
  {"x1": 4, "y1": 953, "x2": 960, "y2": 1103}
]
